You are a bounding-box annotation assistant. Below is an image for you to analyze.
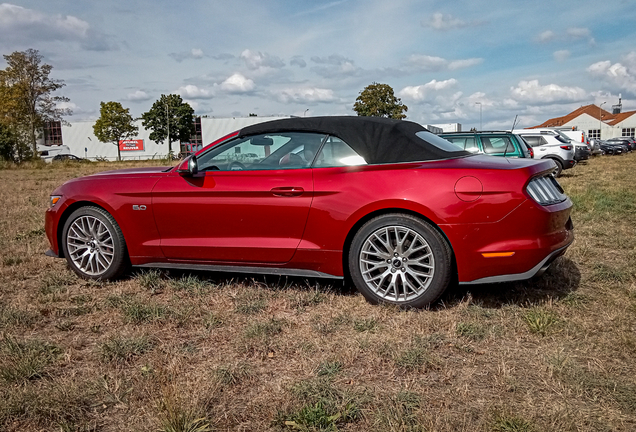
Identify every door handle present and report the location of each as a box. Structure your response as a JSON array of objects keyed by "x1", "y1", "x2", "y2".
[{"x1": 271, "y1": 187, "x2": 304, "y2": 197}]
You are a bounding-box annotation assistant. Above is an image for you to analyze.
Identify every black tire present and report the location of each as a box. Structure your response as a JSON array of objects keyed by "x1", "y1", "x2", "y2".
[
  {"x1": 550, "y1": 159, "x2": 563, "y2": 177},
  {"x1": 348, "y1": 214, "x2": 452, "y2": 308},
  {"x1": 61, "y1": 206, "x2": 128, "y2": 280}
]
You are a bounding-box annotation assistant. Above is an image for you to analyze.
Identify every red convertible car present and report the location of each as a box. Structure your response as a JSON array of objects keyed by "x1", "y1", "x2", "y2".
[{"x1": 45, "y1": 116, "x2": 574, "y2": 308}]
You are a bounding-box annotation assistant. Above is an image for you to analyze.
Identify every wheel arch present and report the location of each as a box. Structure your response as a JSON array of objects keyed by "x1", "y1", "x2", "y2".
[
  {"x1": 56, "y1": 201, "x2": 115, "y2": 259},
  {"x1": 341, "y1": 207, "x2": 456, "y2": 282}
]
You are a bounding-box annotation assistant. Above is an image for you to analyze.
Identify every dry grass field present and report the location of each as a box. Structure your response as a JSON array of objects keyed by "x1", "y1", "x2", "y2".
[{"x1": 0, "y1": 154, "x2": 635, "y2": 432}]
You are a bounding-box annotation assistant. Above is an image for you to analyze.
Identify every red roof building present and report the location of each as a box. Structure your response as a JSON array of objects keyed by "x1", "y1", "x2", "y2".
[{"x1": 529, "y1": 104, "x2": 636, "y2": 140}]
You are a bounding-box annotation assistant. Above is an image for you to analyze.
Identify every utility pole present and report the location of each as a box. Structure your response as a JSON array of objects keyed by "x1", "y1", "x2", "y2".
[{"x1": 475, "y1": 102, "x2": 482, "y2": 131}]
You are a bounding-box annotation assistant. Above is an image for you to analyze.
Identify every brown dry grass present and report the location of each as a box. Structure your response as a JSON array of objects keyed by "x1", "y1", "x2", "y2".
[{"x1": 0, "y1": 155, "x2": 635, "y2": 431}]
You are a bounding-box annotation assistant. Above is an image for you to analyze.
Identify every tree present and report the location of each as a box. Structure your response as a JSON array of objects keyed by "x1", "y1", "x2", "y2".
[
  {"x1": 0, "y1": 49, "x2": 72, "y2": 156},
  {"x1": 353, "y1": 82, "x2": 408, "y2": 119},
  {"x1": 93, "y1": 102, "x2": 138, "y2": 161},
  {"x1": 141, "y1": 94, "x2": 195, "y2": 156},
  {"x1": 0, "y1": 123, "x2": 18, "y2": 162}
]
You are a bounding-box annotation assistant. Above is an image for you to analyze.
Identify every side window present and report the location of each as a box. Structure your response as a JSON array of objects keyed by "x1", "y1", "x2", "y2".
[
  {"x1": 315, "y1": 136, "x2": 367, "y2": 167},
  {"x1": 521, "y1": 135, "x2": 539, "y2": 147},
  {"x1": 444, "y1": 137, "x2": 479, "y2": 152},
  {"x1": 196, "y1": 132, "x2": 327, "y2": 171},
  {"x1": 481, "y1": 137, "x2": 515, "y2": 154}
]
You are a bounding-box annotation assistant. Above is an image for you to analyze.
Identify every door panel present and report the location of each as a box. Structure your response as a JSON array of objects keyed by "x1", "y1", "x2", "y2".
[{"x1": 152, "y1": 169, "x2": 313, "y2": 263}]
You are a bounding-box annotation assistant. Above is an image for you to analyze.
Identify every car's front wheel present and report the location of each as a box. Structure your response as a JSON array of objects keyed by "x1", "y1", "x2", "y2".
[
  {"x1": 61, "y1": 206, "x2": 128, "y2": 280},
  {"x1": 348, "y1": 214, "x2": 452, "y2": 308}
]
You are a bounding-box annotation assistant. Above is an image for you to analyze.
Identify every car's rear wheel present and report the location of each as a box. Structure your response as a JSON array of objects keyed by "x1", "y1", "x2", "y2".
[
  {"x1": 348, "y1": 214, "x2": 452, "y2": 308},
  {"x1": 61, "y1": 206, "x2": 127, "y2": 280},
  {"x1": 550, "y1": 158, "x2": 563, "y2": 177}
]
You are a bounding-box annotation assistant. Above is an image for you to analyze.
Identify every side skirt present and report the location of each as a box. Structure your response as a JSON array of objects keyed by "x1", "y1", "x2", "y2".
[{"x1": 136, "y1": 262, "x2": 343, "y2": 280}]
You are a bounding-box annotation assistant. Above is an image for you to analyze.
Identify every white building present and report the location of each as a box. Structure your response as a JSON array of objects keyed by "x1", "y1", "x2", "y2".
[
  {"x1": 42, "y1": 116, "x2": 290, "y2": 161},
  {"x1": 530, "y1": 103, "x2": 636, "y2": 141}
]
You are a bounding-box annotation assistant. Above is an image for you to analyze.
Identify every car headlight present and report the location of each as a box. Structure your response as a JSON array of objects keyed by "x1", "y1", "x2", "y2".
[{"x1": 50, "y1": 195, "x2": 62, "y2": 207}]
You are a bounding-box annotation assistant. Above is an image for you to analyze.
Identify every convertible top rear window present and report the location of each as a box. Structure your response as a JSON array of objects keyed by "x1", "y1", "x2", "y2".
[{"x1": 415, "y1": 131, "x2": 466, "y2": 153}]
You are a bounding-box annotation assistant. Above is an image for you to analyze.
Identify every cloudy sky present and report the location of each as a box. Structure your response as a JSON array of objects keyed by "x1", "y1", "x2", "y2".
[{"x1": 1, "y1": 0, "x2": 635, "y2": 129}]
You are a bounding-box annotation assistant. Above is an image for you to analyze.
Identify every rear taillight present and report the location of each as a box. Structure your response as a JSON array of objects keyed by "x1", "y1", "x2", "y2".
[
  {"x1": 526, "y1": 175, "x2": 567, "y2": 206},
  {"x1": 560, "y1": 145, "x2": 572, "y2": 150},
  {"x1": 529, "y1": 148, "x2": 534, "y2": 158}
]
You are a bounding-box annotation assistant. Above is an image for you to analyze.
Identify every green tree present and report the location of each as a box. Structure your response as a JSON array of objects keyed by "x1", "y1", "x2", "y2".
[
  {"x1": 0, "y1": 49, "x2": 71, "y2": 156},
  {"x1": 0, "y1": 122, "x2": 18, "y2": 162},
  {"x1": 141, "y1": 94, "x2": 195, "y2": 156},
  {"x1": 93, "y1": 101, "x2": 138, "y2": 161},
  {"x1": 353, "y1": 82, "x2": 408, "y2": 119}
]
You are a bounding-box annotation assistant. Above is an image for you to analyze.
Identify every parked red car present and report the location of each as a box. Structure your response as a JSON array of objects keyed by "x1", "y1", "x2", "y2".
[{"x1": 45, "y1": 116, "x2": 574, "y2": 308}]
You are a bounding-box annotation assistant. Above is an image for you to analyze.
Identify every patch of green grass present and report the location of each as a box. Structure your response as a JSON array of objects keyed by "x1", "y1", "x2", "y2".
[
  {"x1": 290, "y1": 288, "x2": 327, "y2": 311},
  {"x1": 353, "y1": 317, "x2": 378, "y2": 333},
  {"x1": 0, "y1": 378, "x2": 100, "y2": 429},
  {"x1": 490, "y1": 413, "x2": 534, "y2": 432},
  {"x1": 316, "y1": 361, "x2": 343, "y2": 378},
  {"x1": 0, "y1": 304, "x2": 38, "y2": 328},
  {"x1": 456, "y1": 321, "x2": 487, "y2": 340},
  {"x1": 589, "y1": 263, "x2": 632, "y2": 283},
  {"x1": 283, "y1": 401, "x2": 354, "y2": 432},
  {"x1": 14, "y1": 227, "x2": 45, "y2": 240},
  {"x1": 394, "y1": 347, "x2": 437, "y2": 371},
  {"x1": 135, "y1": 269, "x2": 166, "y2": 294},
  {"x1": 523, "y1": 308, "x2": 559, "y2": 336},
  {"x1": 121, "y1": 300, "x2": 168, "y2": 324},
  {"x1": 0, "y1": 335, "x2": 62, "y2": 382},
  {"x1": 169, "y1": 274, "x2": 214, "y2": 294},
  {"x1": 234, "y1": 291, "x2": 268, "y2": 315},
  {"x1": 244, "y1": 317, "x2": 285, "y2": 339},
  {"x1": 99, "y1": 335, "x2": 155, "y2": 362},
  {"x1": 372, "y1": 391, "x2": 424, "y2": 432},
  {"x1": 39, "y1": 272, "x2": 76, "y2": 294},
  {"x1": 203, "y1": 312, "x2": 224, "y2": 329},
  {"x1": 157, "y1": 393, "x2": 211, "y2": 432},
  {"x1": 2, "y1": 255, "x2": 24, "y2": 266}
]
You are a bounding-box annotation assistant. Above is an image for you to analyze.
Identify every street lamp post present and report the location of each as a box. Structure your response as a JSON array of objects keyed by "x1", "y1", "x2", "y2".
[
  {"x1": 475, "y1": 102, "x2": 482, "y2": 131},
  {"x1": 165, "y1": 102, "x2": 172, "y2": 157},
  {"x1": 599, "y1": 101, "x2": 606, "y2": 141}
]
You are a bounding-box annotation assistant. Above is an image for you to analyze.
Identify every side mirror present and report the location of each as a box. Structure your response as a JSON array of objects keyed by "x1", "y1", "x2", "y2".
[{"x1": 177, "y1": 155, "x2": 199, "y2": 176}]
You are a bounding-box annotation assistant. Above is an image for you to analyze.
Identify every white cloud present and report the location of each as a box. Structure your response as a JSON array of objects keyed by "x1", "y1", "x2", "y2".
[
  {"x1": 553, "y1": 50, "x2": 570, "y2": 62},
  {"x1": 274, "y1": 87, "x2": 336, "y2": 104},
  {"x1": 567, "y1": 27, "x2": 590, "y2": 39},
  {"x1": 587, "y1": 57, "x2": 636, "y2": 94},
  {"x1": 421, "y1": 13, "x2": 481, "y2": 30},
  {"x1": 536, "y1": 30, "x2": 555, "y2": 42},
  {"x1": 124, "y1": 90, "x2": 151, "y2": 101},
  {"x1": 398, "y1": 79, "x2": 458, "y2": 102},
  {"x1": 176, "y1": 85, "x2": 213, "y2": 99},
  {"x1": 0, "y1": 3, "x2": 113, "y2": 50},
  {"x1": 510, "y1": 80, "x2": 588, "y2": 104},
  {"x1": 405, "y1": 54, "x2": 482, "y2": 72},
  {"x1": 219, "y1": 73, "x2": 255, "y2": 93},
  {"x1": 448, "y1": 58, "x2": 483, "y2": 70},
  {"x1": 240, "y1": 49, "x2": 285, "y2": 70},
  {"x1": 310, "y1": 54, "x2": 360, "y2": 78},
  {"x1": 169, "y1": 48, "x2": 206, "y2": 62}
]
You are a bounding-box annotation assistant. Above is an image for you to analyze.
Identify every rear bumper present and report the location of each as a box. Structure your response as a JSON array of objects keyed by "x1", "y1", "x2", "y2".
[
  {"x1": 443, "y1": 198, "x2": 574, "y2": 284},
  {"x1": 459, "y1": 240, "x2": 571, "y2": 285}
]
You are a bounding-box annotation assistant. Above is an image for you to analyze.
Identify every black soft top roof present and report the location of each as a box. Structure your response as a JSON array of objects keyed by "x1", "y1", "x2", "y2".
[{"x1": 238, "y1": 116, "x2": 470, "y2": 164}]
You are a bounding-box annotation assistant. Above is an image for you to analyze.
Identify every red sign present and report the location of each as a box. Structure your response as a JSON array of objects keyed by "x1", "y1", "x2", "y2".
[{"x1": 119, "y1": 139, "x2": 144, "y2": 151}]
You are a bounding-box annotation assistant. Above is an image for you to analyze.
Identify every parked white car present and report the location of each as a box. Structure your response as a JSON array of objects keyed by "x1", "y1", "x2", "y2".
[
  {"x1": 513, "y1": 130, "x2": 576, "y2": 176},
  {"x1": 38, "y1": 145, "x2": 71, "y2": 163}
]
